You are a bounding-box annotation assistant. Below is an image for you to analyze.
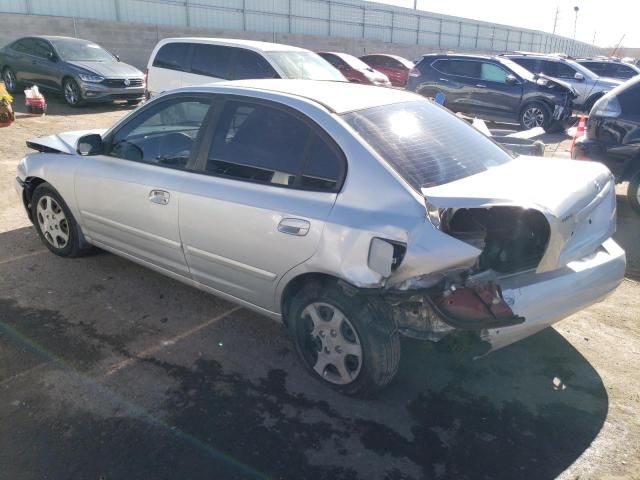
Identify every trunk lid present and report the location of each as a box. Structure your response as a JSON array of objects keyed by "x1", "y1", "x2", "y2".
[{"x1": 421, "y1": 156, "x2": 616, "y2": 273}]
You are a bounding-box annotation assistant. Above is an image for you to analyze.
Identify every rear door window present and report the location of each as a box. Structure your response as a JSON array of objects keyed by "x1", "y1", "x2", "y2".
[
  {"x1": 231, "y1": 49, "x2": 279, "y2": 80},
  {"x1": 190, "y1": 44, "x2": 232, "y2": 79},
  {"x1": 206, "y1": 100, "x2": 343, "y2": 191},
  {"x1": 153, "y1": 43, "x2": 191, "y2": 72},
  {"x1": 433, "y1": 59, "x2": 481, "y2": 78},
  {"x1": 513, "y1": 58, "x2": 538, "y2": 72},
  {"x1": 13, "y1": 38, "x2": 36, "y2": 55}
]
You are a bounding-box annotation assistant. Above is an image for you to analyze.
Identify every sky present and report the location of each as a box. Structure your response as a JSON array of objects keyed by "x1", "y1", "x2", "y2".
[{"x1": 368, "y1": 0, "x2": 640, "y2": 48}]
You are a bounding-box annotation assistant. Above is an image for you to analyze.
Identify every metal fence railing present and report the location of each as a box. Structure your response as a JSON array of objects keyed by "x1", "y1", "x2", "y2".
[{"x1": 1, "y1": 0, "x2": 601, "y2": 57}]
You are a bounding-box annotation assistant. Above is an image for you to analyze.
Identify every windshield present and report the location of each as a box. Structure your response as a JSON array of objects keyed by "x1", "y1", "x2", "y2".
[
  {"x1": 267, "y1": 51, "x2": 346, "y2": 81},
  {"x1": 51, "y1": 39, "x2": 115, "y2": 62},
  {"x1": 337, "y1": 53, "x2": 373, "y2": 71},
  {"x1": 499, "y1": 58, "x2": 534, "y2": 81},
  {"x1": 343, "y1": 100, "x2": 513, "y2": 190}
]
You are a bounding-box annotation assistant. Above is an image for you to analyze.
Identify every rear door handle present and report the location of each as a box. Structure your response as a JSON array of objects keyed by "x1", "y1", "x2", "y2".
[
  {"x1": 148, "y1": 189, "x2": 170, "y2": 205},
  {"x1": 278, "y1": 218, "x2": 310, "y2": 236}
]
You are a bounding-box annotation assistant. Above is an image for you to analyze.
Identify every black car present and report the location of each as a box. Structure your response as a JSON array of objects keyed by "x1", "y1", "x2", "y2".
[
  {"x1": 406, "y1": 54, "x2": 576, "y2": 132},
  {"x1": 576, "y1": 58, "x2": 640, "y2": 81},
  {"x1": 0, "y1": 36, "x2": 146, "y2": 106},
  {"x1": 573, "y1": 75, "x2": 640, "y2": 213}
]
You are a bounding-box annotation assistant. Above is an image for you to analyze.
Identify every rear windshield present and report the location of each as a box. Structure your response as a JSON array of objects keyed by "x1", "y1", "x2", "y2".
[
  {"x1": 343, "y1": 101, "x2": 513, "y2": 190},
  {"x1": 267, "y1": 51, "x2": 346, "y2": 81}
]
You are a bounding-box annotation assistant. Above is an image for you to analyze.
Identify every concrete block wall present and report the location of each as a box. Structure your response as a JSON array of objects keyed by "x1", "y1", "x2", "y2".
[{"x1": 1, "y1": 12, "x2": 476, "y2": 70}]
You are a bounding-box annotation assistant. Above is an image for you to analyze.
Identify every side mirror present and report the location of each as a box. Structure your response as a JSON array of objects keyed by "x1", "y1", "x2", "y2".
[
  {"x1": 505, "y1": 74, "x2": 518, "y2": 85},
  {"x1": 47, "y1": 51, "x2": 57, "y2": 62},
  {"x1": 115, "y1": 54, "x2": 121, "y2": 62},
  {"x1": 77, "y1": 134, "x2": 104, "y2": 156},
  {"x1": 574, "y1": 72, "x2": 585, "y2": 81}
]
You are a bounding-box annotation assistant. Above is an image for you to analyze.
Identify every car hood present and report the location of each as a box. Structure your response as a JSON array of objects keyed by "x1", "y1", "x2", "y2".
[
  {"x1": 534, "y1": 74, "x2": 578, "y2": 97},
  {"x1": 364, "y1": 68, "x2": 390, "y2": 83},
  {"x1": 596, "y1": 76, "x2": 624, "y2": 88},
  {"x1": 67, "y1": 60, "x2": 143, "y2": 78},
  {"x1": 26, "y1": 129, "x2": 108, "y2": 154},
  {"x1": 421, "y1": 156, "x2": 616, "y2": 274}
]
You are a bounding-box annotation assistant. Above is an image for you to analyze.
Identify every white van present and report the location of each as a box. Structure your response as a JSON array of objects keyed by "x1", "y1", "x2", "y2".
[{"x1": 146, "y1": 37, "x2": 346, "y2": 96}]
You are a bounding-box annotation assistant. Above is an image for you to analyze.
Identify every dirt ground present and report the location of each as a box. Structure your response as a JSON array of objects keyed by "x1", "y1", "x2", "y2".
[{"x1": 1, "y1": 91, "x2": 639, "y2": 480}]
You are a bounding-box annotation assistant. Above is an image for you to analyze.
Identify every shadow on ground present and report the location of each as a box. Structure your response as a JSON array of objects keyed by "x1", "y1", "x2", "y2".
[
  {"x1": 9, "y1": 91, "x2": 138, "y2": 118},
  {"x1": 0, "y1": 225, "x2": 614, "y2": 480}
]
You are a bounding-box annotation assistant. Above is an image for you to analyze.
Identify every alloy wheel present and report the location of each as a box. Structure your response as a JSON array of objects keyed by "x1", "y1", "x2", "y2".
[
  {"x1": 64, "y1": 81, "x2": 80, "y2": 105},
  {"x1": 3, "y1": 69, "x2": 16, "y2": 91},
  {"x1": 36, "y1": 195, "x2": 69, "y2": 249},
  {"x1": 522, "y1": 107, "x2": 545, "y2": 129},
  {"x1": 300, "y1": 302, "x2": 363, "y2": 385}
]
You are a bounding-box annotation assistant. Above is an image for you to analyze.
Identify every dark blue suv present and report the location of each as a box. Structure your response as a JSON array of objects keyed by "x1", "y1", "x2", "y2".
[{"x1": 406, "y1": 53, "x2": 576, "y2": 132}]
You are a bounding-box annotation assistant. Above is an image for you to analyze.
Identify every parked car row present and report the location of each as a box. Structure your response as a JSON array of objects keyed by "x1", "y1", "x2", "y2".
[
  {"x1": 573, "y1": 74, "x2": 640, "y2": 214},
  {"x1": 4, "y1": 34, "x2": 626, "y2": 138}
]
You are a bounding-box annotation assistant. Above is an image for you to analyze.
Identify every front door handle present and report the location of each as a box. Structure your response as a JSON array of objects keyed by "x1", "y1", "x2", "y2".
[
  {"x1": 278, "y1": 218, "x2": 310, "y2": 236},
  {"x1": 476, "y1": 84, "x2": 487, "y2": 88},
  {"x1": 148, "y1": 189, "x2": 170, "y2": 205}
]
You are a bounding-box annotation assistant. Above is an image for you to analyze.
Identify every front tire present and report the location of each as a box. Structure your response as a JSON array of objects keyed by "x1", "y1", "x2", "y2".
[
  {"x1": 63, "y1": 78, "x2": 83, "y2": 107},
  {"x1": 627, "y1": 170, "x2": 640, "y2": 215},
  {"x1": 31, "y1": 183, "x2": 90, "y2": 257},
  {"x1": 287, "y1": 282, "x2": 400, "y2": 396},
  {"x1": 520, "y1": 101, "x2": 551, "y2": 131},
  {"x1": 2, "y1": 67, "x2": 19, "y2": 93}
]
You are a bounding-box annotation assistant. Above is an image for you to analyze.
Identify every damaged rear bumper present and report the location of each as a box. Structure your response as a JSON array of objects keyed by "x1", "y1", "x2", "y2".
[{"x1": 483, "y1": 238, "x2": 625, "y2": 351}]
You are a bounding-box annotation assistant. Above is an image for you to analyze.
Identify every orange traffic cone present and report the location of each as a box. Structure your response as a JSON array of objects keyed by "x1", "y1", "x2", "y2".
[{"x1": 570, "y1": 114, "x2": 587, "y2": 154}]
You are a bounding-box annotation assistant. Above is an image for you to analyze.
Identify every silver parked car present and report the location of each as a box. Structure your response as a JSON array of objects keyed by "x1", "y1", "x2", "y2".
[
  {"x1": 504, "y1": 53, "x2": 623, "y2": 111},
  {"x1": 15, "y1": 80, "x2": 626, "y2": 395}
]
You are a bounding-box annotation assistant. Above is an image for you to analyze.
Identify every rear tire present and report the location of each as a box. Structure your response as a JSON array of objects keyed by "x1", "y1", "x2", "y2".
[
  {"x1": 31, "y1": 183, "x2": 90, "y2": 257},
  {"x1": 627, "y1": 170, "x2": 640, "y2": 215},
  {"x1": 2, "y1": 67, "x2": 19, "y2": 93},
  {"x1": 287, "y1": 281, "x2": 400, "y2": 396}
]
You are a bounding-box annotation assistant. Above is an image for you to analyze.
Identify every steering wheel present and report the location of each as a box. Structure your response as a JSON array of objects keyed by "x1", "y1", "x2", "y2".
[{"x1": 156, "y1": 132, "x2": 194, "y2": 167}]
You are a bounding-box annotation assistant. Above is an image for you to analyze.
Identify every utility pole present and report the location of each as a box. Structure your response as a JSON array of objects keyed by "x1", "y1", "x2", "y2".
[
  {"x1": 573, "y1": 6, "x2": 579, "y2": 40},
  {"x1": 552, "y1": 6, "x2": 559, "y2": 35},
  {"x1": 413, "y1": 0, "x2": 417, "y2": 9}
]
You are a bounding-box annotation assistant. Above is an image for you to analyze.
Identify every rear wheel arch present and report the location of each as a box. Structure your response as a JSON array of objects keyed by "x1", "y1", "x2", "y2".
[{"x1": 280, "y1": 272, "x2": 344, "y2": 325}]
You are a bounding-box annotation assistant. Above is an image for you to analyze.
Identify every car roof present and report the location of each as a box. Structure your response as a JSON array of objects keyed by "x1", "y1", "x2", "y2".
[
  {"x1": 155, "y1": 37, "x2": 310, "y2": 53},
  {"x1": 421, "y1": 53, "x2": 496, "y2": 61},
  {"x1": 174, "y1": 79, "x2": 421, "y2": 114}
]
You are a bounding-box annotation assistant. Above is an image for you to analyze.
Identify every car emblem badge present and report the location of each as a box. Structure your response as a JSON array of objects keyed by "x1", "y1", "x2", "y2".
[{"x1": 123, "y1": 78, "x2": 130, "y2": 87}]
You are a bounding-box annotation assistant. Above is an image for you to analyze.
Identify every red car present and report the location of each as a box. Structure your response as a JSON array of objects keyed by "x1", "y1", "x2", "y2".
[
  {"x1": 317, "y1": 52, "x2": 391, "y2": 87},
  {"x1": 359, "y1": 54, "x2": 415, "y2": 88}
]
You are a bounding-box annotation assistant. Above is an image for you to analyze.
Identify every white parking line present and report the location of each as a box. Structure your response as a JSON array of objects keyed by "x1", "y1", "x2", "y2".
[
  {"x1": 104, "y1": 306, "x2": 243, "y2": 376},
  {"x1": 0, "y1": 249, "x2": 48, "y2": 266},
  {"x1": 0, "y1": 362, "x2": 48, "y2": 388}
]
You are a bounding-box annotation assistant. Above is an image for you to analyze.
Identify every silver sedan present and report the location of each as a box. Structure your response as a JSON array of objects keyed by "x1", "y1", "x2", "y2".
[{"x1": 15, "y1": 80, "x2": 626, "y2": 395}]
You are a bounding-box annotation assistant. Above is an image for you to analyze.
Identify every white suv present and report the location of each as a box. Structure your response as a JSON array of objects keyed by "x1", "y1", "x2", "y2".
[{"x1": 146, "y1": 37, "x2": 345, "y2": 96}]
